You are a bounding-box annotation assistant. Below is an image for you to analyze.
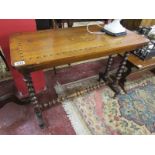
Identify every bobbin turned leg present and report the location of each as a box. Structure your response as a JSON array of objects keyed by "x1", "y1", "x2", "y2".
[
  {"x1": 119, "y1": 61, "x2": 134, "y2": 93},
  {"x1": 99, "y1": 55, "x2": 114, "y2": 82},
  {"x1": 24, "y1": 73, "x2": 45, "y2": 128},
  {"x1": 112, "y1": 52, "x2": 130, "y2": 97}
]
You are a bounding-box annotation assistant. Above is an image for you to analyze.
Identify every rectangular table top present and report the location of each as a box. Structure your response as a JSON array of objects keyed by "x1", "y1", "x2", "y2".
[{"x1": 10, "y1": 25, "x2": 149, "y2": 72}]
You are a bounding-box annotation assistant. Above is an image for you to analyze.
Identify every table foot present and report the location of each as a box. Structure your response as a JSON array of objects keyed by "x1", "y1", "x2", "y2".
[
  {"x1": 118, "y1": 82, "x2": 127, "y2": 94},
  {"x1": 35, "y1": 111, "x2": 45, "y2": 129},
  {"x1": 108, "y1": 82, "x2": 120, "y2": 98}
]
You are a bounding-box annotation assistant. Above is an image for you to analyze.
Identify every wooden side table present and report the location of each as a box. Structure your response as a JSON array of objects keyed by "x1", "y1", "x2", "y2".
[{"x1": 10, "y1": 25, "x2": 149, "y2": 128}]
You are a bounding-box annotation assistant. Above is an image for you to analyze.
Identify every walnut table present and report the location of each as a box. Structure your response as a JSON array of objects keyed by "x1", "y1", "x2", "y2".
[{"x1": 10, "y1": 25, "x2": 149, "y2": 128}]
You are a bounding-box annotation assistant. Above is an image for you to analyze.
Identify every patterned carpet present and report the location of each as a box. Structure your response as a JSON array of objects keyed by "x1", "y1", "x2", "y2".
[
  {"x1": 0, "y1": 55, "x2": 11, "y2": 81},
  {"x1": 58, "y1": 71, "x2": 155, "y2": 135}
]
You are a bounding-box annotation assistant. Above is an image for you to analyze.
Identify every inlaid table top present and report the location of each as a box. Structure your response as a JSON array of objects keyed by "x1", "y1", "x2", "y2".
[{"x1": 10, "y1": 25, "x2": 149, "y2": 72}]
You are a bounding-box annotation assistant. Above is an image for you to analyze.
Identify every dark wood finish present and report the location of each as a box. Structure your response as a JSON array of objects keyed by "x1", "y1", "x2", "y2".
[
  {"x1": 99, "y1": 55, "x2": 114, "y2": 82},
  {"x1": 119, "y1": 54, "x2": 155, "y2": 93},
  {"x1": 101, "y1": 52, "x2": 131, "y2": 97},
  {"x1": 113, "y1": 52, "x2": 130, "y2": 96},
  {"x1": 121, "y1": 19, "x2": 142, "y2": 30},
  {"x1": 10, "y1": 25, "x2": 149, "y2": 72},
  {"x1": 115, "y1": 52, "x2": 130, "y2": 82},
  {"x1": 23, "y1": 73, "x2": 45, "y2": 128}
]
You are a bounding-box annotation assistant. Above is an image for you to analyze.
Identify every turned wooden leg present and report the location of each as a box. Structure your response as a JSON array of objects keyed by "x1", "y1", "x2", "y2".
[
  {"x1": 53, "y1": 67, "x2": 57, "y2": 75},
  {"x1": 99, "y1": 55, "x2": 114, "y2": 82},
  {"x1": 119, "y1": 61, "x2": 134, "y2": 93},
  {"x1": 115, "y1": 52, "x2": 130, "y2": 83},
  {"x1": 24, "y1": 73, "x2": 45, "y2": 128},
  {"x1": 112, "y1": 52, "x2": 130, "y2": 97}
]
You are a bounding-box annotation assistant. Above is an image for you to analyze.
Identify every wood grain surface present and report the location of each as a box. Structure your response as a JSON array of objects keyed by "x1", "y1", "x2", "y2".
[
  {"x1": 10, "y1": 25, "x2": 149, "y2": 72},
  {"x1": 128, "y1": 54, "x2": 155, "y2": 69}
]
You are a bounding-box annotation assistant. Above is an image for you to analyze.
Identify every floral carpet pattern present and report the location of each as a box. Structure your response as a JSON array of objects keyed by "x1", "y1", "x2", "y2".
[
  {"x1": 118, "y1": 81, "x2": 155, "y2": 133},
  {"x1": 60, "y1": 72, "x2": 155, "y2": 134}
]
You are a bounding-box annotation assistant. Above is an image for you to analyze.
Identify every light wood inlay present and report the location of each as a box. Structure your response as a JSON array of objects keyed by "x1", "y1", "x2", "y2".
[{"x1": 10, "y1": 25, "x2": 149, "y2": 72}]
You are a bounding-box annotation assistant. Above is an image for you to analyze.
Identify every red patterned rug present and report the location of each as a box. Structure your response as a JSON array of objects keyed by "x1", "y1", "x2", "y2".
[{"x1": 57, "y1": 71, "x2": 155, "y2": 135}]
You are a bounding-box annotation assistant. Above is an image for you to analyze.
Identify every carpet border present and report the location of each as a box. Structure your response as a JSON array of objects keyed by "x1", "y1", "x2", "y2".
[{"x1": 62, "y1": 100, "x2": 92, "y2": 135}]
